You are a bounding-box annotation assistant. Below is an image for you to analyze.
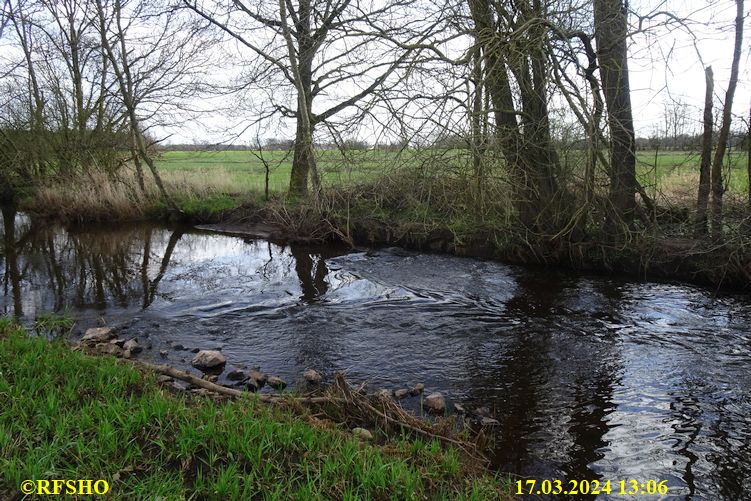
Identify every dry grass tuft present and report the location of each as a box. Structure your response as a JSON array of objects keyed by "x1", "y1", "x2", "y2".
[{"x1": 28, "y1": 167, "x2": 250, "y2": 223}]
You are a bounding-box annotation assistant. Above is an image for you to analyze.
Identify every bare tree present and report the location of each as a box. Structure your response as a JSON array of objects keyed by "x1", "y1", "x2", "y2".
[
  {"x1": 93, "y1": 0, "x2": 213, "y2": 210},
  {"x1": 184, "y1": 0, "x2": 440, "y2": 196},
  {"x1": 710, "y1": 0, "x2": 744, "y2": 241}
]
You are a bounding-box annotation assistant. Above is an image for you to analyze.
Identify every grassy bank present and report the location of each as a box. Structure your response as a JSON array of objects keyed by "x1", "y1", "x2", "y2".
[
  {"x1": 0, "y1": 319, "x2": 508, "y2": 499},
  {"x1": 23, "y1": 148, "x2": 750, "y2": 223},
  {"x1": 17, "y1": 148, "x2": 751, "y2": 289}
]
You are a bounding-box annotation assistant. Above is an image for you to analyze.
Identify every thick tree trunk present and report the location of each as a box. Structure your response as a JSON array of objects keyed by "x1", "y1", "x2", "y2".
[
  {"x1": 281, "y1": 0, "x2": 319, "y2": 197},
  {"x1": 468, "y1": 0, "x2": 565, "y2": 232},
  {"x1": 695, "y1": 66, "x2": 713, "y2": 235},
  {"x1": 594, "y1": 0, "x2": 637, "y2": 232},
  {"x1": 710, "y1": 0, "x2": 744, "y2": 241},
  {"x1": 290, "y1": 117, "x2": 316, "y2": 196}
]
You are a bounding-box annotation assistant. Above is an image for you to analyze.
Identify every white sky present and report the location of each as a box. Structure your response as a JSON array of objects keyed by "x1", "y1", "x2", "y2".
[{"x1": 628, "y1": 0, "x2": 750, "y2": 137}]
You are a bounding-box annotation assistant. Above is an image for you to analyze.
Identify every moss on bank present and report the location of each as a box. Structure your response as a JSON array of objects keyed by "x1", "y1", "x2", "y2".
[{"x1": 0, "y1": 320, "x2": 509, "y2": 500}]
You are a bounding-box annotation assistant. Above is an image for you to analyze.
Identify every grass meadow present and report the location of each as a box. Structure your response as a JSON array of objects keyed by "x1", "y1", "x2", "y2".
[
  {"x1": 25, "y1": 147, "x2": 749, "y2": 223},
  {"x1": 155, "y1": 148, "x2": 750, "y2": 199}
]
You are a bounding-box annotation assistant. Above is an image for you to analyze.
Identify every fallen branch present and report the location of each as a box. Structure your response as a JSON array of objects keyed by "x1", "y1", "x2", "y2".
[
  {"x1": 136, "y1": 360, "x2": 338, "y2": 405},
  {"x1": 124, "y1": 359, "x2": 487, "y2": 464}
]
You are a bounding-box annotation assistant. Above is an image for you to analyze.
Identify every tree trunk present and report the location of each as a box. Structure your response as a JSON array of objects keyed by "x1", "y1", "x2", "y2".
[
  {"x1": 290, "y1": 112, "x2": 317, "y2": 196},
  {"x1": 695, "y1": 66, "x2": 713, "y2": 235},
  {"x1": 280, "y1": 0, "x2": 319, "y2": 197},
  {"x1": 710, "y1": 0, "x2": 744, "y2": 241},
  {"x1": 132, "y1": 129, "x2": 146, "y2": 192},
  {"x1": 594, "y1": 0, "x2": 637, "y2": 233},
  {"x1": 470, "y1": 45, "x2": 484, "y2": 206}
]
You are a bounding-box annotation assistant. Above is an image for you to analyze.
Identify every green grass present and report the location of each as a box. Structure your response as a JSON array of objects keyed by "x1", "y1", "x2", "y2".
[
  {"x1": 156, "y1": 148, "x2": 750, "y2": 200},
  {"x1": 156, "y1": 149, "x2": 408, "y2": 194},
  {"x1": 0, "y1": 319, "x2": 509, "y2": 500},
  {"x1": 32, "y1": 311, "x2": 75, "y2": 338},
  {"x1": 635, "y1": 149, "x2": 749, "y2": 196}
]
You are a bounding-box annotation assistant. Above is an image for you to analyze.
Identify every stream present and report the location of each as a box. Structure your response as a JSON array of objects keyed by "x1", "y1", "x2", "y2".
[{"x1": 2, "y1": 210, "x2": 750, "y2": 499}]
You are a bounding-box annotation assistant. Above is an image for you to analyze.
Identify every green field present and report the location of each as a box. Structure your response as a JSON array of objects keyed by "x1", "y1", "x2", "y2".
[
  {"x1": 155, "y1": 148, "x2": 750, "y2": 200},
  {"x1": 156, "y1": 149, "x2": 408, "y2": 194},
  {"x1": 634, "y1": 149, "x2": 749, "y2": 198}
]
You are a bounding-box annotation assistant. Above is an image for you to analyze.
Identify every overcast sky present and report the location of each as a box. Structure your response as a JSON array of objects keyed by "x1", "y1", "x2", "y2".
[
  {"x1": 628, "y1": 0, "x2": 750, "y2": 137},
  {"x1": 160, "y1": 0, "x2": 750, "y2": 145}
]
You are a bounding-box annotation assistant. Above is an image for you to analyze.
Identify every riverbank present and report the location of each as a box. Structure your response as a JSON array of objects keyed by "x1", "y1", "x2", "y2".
[
  {"x1": 0, "y1": 319, "x2": 509, "y2": 499},
  {"x1": 18, "y1": 169, "x2": 751, "y2": 291}
]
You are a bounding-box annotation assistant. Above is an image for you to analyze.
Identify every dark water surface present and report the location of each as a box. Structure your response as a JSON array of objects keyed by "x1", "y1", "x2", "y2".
[{"x1": 2, "y1": 210, "x2": 751, "y2": 499}]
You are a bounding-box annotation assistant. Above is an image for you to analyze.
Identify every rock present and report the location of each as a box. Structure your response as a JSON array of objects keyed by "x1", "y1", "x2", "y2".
[
  {"x1": 394, "y1": 389, "x2": 410, "y2": 400},
  {"x1": 207, "y1": 375, "x2": 219, "y2": 383},
  {"x1": 159, "y1": 350, "x2": 168, "y2": 358},
  {"x1": 172, "y1": 381, "x2": 189, "y2": 391},
  {"x1": 246, "y1": 379, "x2": 260, "y2": 392},
  {"x1": 95, "y1": 342, "x2": 123, "y2": 357},
  {"x1": 110, "y1": 338, "x2": 126, "y2": 347},
  {"x1": 453, "y1": 403, "x2": 466, "y2": 414},
  {"x1": 227, "y1": 369, "x2": 245, "y2": 381},
  {"x1": 352, "y1": 427, "x2": 373, "y2": 441},
  {"x1": 303, "y1": 369, "x2": 322, "y2": 384},
  {"x1": 191, "y1": 350, "x2": 226, "y2": 371},
  {"x1": 376, "y1": 389, "x2": 393, "y2": 399},
  {"x1": 247, "y1": 369, "x2": 267, "y2": 386},
  {"x1": 410, "y1": 383, "x2": 425, "y2": 396},
  {"x1": 423, "y1": 392, "x2": 446, "y2": 414},
  {"x1": 81, "y1": 327, "x2": 115, "y2": 344},
  {"x1": 267, "y1": 376, "x2": 287, "y2": 390},
  {"x1": 123, "y1": 339, "x2": 142, "y2": 354},
  {"x1": 480, "y1": 417, "x2": 499, "y2": 426},
  {"x1": 157, "y1": 375, "x2": 173, "y2": 384},
  {"x1": 122, "y1": 350, "x2": 133, "y2": 359},
  {"x1": 474, "y1": 406, "x2": 491, "y2": 417},
  {"x1": 172, "y1": 343, "x2": 185, "y2": 351},
  {"x1": 190, "y1": 347, "x2": 200, "y2": 353}
]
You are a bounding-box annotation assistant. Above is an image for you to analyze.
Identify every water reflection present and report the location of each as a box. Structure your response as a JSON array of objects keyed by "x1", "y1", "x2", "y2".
[{"x1": 2, "y1": 212, "x2": 751, "y2": 499}]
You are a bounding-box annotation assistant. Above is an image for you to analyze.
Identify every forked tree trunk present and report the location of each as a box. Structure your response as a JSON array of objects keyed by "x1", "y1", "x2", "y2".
[{"x1": 695, "y1": 66, "x2": 713, "y2": 235}]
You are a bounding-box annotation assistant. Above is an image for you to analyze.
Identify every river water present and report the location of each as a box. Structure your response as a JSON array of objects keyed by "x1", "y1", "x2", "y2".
[{"x1": 2, "y1": 210, "x2": 750, "y2": 499}]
